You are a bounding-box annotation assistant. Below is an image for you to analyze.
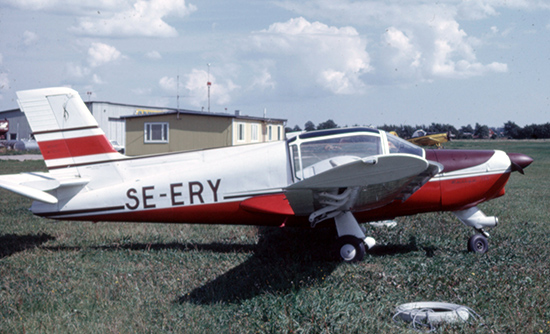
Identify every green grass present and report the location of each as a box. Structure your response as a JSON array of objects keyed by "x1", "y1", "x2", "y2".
[{"x1": 1, "y1": 142, "x2": 550, "y2": 333}]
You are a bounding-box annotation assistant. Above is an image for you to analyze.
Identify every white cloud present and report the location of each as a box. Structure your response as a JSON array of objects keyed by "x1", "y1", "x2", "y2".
[
  {"x1": 87, "y1": 42, "x2": 121, "y2": 67},
  {"x1": 381, "y1": 27, "x2": 421, "y2": 73},
  {"x1": 23, "y1": 31, "x2": 38, "y2": 45},
  {"x1": 65, "y1": 62, "x2": 91, "y2": 78},
  {"x1": 0, "y1": 54, "x2": 10, "y2": 94},
  {"x1": 247, "y1": 17, "x2": 370, "y2": 95},
  {"x1": 159, "y1": 76, "x2": 177, "y2": 91},
  {"x1": 276, "y1": 2, "x2": 509, "y2": 82},
  {"x1": 71, "y1": 0, "x2": 197, "y2": 38},
  {"x1": 181, "y1": 69, "x2": 239, "y2": 107},
  {"x1": 132, "y1": 87, "x2": 152, "y2": 96},
  {"x1": 457, "y1": 0, "x2": 499, "y2": 20},
  {"x1": 2, "y1": 0, "x2": 128, "y2": 15},
  {"x1": 145, "y1": 50, "x2": 162, "y2": 60},
  {"x1": 427, "y1": 17, "x2": 507, "y2": 78},
  {"x1": 0, "y1": 73, "x2": 9, "y2": 90},
  {"x1": 92, "y1": 74, "x2": 104, "y2": 84},
  {"x1": 251, "y1": 67, "x2": 276, "y2": 91}
]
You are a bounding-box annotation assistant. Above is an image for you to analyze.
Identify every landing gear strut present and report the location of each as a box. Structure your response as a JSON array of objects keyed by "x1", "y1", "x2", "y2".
[
  {"x1": 453, "y1": 206, "x2": 497, "y2": 254},
  {"x1": 332, "y1": 211, "x2": 375, "y2": 262}
]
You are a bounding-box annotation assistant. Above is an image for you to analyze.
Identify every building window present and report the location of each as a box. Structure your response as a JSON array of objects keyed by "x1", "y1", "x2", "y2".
[
  {"x1": 144, "y1": 122, "x2": 169, "y2": 143},
  {"x1": 251, "y1": 124, "x2": 259, "y2": 142},
  {"x1": 268, "y1": 125, "x2": 273, "y2": 141},
  {"x1": 237, "y1": 123, "x2": 245, "y2": 142},
  {"x1": 277, "y1": 126, "x2": 281, "y2": 140}
]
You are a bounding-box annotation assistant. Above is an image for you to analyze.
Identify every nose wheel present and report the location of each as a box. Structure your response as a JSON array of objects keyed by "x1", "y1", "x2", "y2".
[{"x1": 468, "y1": 234, "x2": 489, "y2": 254}]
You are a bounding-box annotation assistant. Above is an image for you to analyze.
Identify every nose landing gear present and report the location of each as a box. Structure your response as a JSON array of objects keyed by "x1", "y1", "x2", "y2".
[
  {"x1": 467, "y1": 233, "x2": 489, "y2": 254},
  {"x1": 453, "y1": 206, "x2": 497, "y2": 254}
]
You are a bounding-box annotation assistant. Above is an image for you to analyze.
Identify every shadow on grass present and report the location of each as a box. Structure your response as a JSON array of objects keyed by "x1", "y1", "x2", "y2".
[
  {"x1": 0, "y1": 233, "x2": 55, "y2": 259},
  {"x1": 177, "y1": 226, "x2": 339, "y2": 305},
  {"x1": 6, "y1": 228, "x2": 426, "y2": 304},
  {"x1": 369, "y1": 236, "x2": 437, "y2": 258},
  {"x1": 176, "y1": 228, "x2": 427, "y2": 305}
]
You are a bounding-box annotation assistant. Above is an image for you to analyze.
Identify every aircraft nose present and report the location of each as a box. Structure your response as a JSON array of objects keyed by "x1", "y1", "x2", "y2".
[{"x1": 507, "y1": 153, "x2": 534, "y2": 174}]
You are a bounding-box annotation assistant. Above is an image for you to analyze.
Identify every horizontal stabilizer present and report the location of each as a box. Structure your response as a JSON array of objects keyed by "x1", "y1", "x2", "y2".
[
  {"x1": 0, "y1": 179, "x2": 58, "y2": 204},
  {"x1": 0, "y1": 172, "x2": 90, "y2": 204}
]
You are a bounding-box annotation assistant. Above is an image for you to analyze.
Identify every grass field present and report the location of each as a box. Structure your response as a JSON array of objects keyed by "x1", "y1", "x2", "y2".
[{"x1": 1, "y1": 141, "x2": 549, "y2": 333}]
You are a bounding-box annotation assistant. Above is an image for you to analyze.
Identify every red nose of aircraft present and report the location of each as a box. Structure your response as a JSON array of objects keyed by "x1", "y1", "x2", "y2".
[{"x1": 507, "y1": 153, "x2": 534, "y2": 174}]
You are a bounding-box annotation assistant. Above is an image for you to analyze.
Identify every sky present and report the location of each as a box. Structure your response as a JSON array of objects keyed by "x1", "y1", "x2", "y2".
[{"x1": 1, "y1": 0, "x2": 549, "y2": 129}]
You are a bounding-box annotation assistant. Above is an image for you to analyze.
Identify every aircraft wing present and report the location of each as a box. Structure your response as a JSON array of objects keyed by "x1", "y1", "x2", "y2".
[
  {"x1": 284, "y1": 154, "x2": 442, "y2": 222},
  {"x1": 0, "y1": 172, "x2": 89, "y2": 204}
]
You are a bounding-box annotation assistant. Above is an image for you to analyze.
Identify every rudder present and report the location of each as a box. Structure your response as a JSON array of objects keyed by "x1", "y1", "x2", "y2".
[{"x1": 17, "y1": 87, "x2": 123, "y2": 170}]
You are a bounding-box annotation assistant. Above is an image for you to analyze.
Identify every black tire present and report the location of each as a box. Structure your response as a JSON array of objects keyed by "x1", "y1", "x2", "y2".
[
  {"x1": 468, "y1": 234, "x2": 489, "y2": 254},
  {"x1": 335, "y1": 235, "x2": 366, "y2": 262}
]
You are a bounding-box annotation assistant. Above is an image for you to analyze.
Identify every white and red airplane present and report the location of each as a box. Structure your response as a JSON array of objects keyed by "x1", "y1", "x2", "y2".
[{"x1": 0, "y1": 87, "x2": 533, "y2": 262}]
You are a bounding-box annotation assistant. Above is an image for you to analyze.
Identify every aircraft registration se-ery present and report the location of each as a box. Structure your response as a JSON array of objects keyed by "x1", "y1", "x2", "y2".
[{"x1": 0, "y1": 87, "x2": 533, "y2": 262}]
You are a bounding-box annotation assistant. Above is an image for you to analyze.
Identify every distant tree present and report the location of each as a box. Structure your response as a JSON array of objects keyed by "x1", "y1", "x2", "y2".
[
  {"x1": 285, "y1": 125, "x2": 302, "y2": 133},
  {"x1": 503, "y1": 121, "x2": 521, "y2": 139},
  {"x1": 317, "y1": 119, "x2": 338, "y2": 130},
  {"x1": 521, "y1": 124, "x2": 535, "y2": 139},
  {"x1": 376, "y1": 124, "x2": 394, "y2": 133},
  {"x1": 401, "y1": 125, "x2": 415, "y2": 138},
  {"x1": 459, "y1": 124, "x2": 474, "y2": 139},
  {"x1": 474, "y1": 123, "x2": 490, "y2": 139},
  {"x1": 304, "y1": 121, "x2": 316, "y2": 131},
  {"x1": 537, "y1": 123, "x2": 550, "y2": 138}
]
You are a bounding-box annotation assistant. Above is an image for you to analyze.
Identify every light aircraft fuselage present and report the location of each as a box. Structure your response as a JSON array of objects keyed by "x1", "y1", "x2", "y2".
[{"x1": 0, "y1": 87, "x2": 533, "y2": 261}]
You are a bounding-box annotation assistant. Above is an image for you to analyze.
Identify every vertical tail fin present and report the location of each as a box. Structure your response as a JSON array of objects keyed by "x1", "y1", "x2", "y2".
[{"x1": 16, "y1": 87, "x2": 123, "y2": 170}]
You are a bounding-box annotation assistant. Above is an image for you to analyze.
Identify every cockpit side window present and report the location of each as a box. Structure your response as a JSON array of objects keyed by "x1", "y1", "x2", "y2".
[{"x1": 386, "y1": 132, "x2": 424, "y2": 157}]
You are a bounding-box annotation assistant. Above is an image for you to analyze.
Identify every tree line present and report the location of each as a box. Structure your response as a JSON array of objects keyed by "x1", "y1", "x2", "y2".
[{"x1": 287, "y1": 120, "x2": 550, "y2": 139}]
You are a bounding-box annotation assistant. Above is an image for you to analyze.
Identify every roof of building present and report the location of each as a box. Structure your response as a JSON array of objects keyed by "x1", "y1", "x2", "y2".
[
  {"x1": 118, "y1": 108, "x2": 286, "y2": 123},
  {"x1": 0, "y1": 108, "x2": 22, "y2": 115},
  {"x1": 1, "y1": 100, "x2": 286, "y2": 123}
]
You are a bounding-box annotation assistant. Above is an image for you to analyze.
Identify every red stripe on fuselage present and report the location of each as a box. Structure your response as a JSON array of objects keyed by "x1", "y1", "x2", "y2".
[
  {"x1": 38, "y1": 135, "x2": 117, "y2": 161},
  {"x1": 46, "y1": 200, "x2": 290, "y2": 226}
]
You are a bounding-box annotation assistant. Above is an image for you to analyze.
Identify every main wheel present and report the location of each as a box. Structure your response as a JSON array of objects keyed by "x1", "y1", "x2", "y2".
[
  {"x1": 468, "y1": 234, "x2": 489, "y2": 254},
  {"x1": 335, "y1": 235, "x2": 365, "y2": 262}
]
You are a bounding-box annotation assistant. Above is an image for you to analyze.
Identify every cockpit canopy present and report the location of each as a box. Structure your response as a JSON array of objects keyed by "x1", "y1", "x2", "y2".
[{"x1": 287, "y1": 128, "x2": 423, "y2": 180}]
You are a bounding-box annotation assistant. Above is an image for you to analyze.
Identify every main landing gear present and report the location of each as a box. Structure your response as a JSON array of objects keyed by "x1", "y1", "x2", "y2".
[
  {"x1": 454, "y1": 206, "x2": 497, "y2": 254},
  {"x1": 332, "y1": 212, "x2": 376, "y2": 262},
  {"x1": 307, "y1": 190, "x2": 376, "y2": 262},
  {"x1": 336, "y1": 235, "x2": 365, "y2": 262}
]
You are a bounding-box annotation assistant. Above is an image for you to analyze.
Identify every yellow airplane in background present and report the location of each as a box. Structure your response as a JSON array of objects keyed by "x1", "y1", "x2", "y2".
[{"x1": 390, "y1": 129, "x2": 451, "y2": 148}]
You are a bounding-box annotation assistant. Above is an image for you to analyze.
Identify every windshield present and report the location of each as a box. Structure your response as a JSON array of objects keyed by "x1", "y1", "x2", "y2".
[
  {"x1": 386, "y1": 132, "x2": 424, "y2": 156},
  {"x1": 291, "y1": 134, "x2": 382, "y2": 180}
]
